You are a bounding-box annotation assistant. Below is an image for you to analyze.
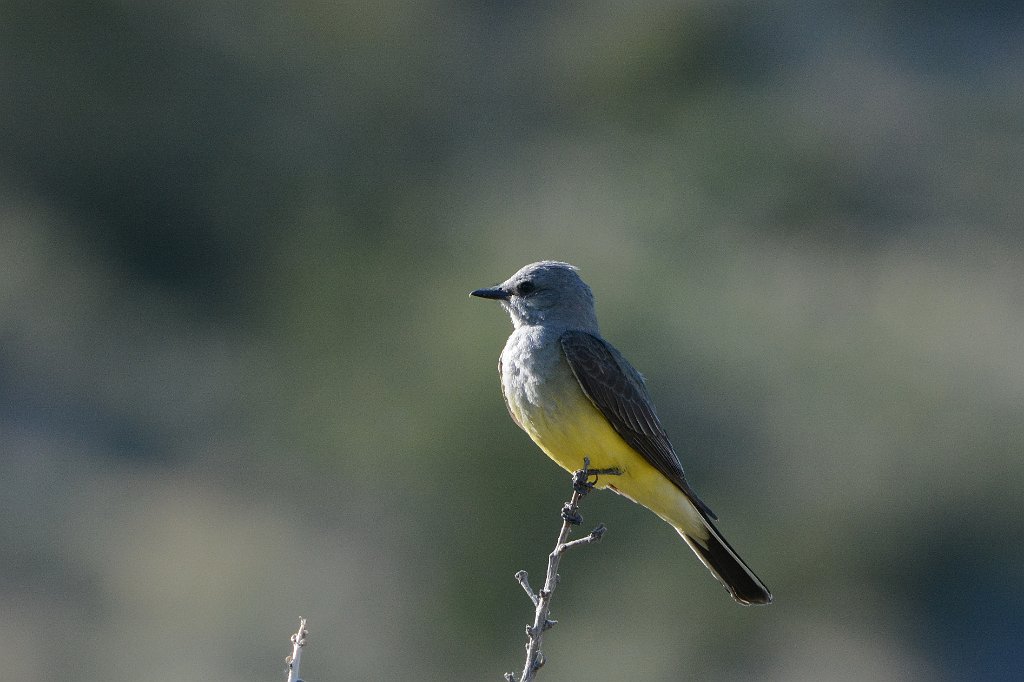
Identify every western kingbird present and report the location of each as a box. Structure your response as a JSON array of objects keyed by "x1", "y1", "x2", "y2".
[{"x1": 472, "y1": 261, "x2": 772, "y2": 605}]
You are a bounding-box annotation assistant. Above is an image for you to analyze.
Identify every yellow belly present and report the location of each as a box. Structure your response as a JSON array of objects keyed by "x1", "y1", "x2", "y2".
[{"x1": 514, "y1": 388, "x2": 703, "y2": 534}]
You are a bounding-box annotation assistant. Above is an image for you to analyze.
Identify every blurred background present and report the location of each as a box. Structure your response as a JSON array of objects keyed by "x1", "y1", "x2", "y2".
[{"x1": 2, "y1": 1, "x2": 1023, "y2": 680}]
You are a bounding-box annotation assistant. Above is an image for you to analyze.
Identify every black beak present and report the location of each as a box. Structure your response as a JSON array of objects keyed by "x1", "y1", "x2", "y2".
[{"x1": 470, "y1": 286, "x2": 510, "y2": 300}]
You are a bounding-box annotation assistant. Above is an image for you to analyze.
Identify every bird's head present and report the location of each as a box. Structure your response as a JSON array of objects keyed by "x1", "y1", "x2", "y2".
[{"x1": 471, "y1": 261, "x2": 598, "y2": 331}]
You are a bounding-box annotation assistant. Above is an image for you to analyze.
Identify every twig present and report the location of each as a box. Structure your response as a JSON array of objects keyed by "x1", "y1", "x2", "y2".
[
  {"x1": 505, "y1": 458, "x2": 619, "y2": 681},
  {"x1": 286, "y1": 618, "x2": 308, "y2": 682}
]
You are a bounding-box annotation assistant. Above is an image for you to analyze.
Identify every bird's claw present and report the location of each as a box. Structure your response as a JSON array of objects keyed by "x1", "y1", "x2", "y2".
[
  {"x1": 571, "y1": 469, "x2": 595, "y2": 495},
  {"x1": 572, "y1": 457, "x2": 622, "y2": 494}
]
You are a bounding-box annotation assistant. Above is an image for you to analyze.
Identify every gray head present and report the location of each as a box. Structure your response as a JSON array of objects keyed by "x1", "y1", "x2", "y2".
[{"x1": 470, "y1": 261, "x2": 598, "y2": 331}]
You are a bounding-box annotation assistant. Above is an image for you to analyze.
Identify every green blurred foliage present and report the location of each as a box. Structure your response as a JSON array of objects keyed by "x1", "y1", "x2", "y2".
[{"x1": 2, "y1": 1, "x2": 1023, "y2": 680}]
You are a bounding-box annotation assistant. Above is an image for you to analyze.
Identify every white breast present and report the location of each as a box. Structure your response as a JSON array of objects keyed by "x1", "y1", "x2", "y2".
[{"x1": 500, "y1": 326, "x2": 575, "y2": 424}]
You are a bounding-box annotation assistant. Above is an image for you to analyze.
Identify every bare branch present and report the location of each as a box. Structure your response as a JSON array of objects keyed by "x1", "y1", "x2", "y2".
[
  {"x1": 558, "y1": 523, "x2": 607, "y2": 552},
  {"x1": 505, "y1": 458, "x2": 618, "y2": 681},
  {"x1": 286, "y1": 618, "x2": 308, "y2": 682}
]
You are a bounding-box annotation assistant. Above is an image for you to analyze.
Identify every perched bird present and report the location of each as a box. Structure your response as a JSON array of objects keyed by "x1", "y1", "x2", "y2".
[{"x1": 471, "y1": 261, "x2": 771, "y2": 605}]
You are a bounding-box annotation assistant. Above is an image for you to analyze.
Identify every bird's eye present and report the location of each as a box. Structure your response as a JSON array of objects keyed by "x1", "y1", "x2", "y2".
[{"x1": 516, "y1": 280, "x2": 536, "y2": 295}]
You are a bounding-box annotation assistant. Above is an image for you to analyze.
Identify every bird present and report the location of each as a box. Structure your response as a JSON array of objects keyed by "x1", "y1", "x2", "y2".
[{"x1": 471, "y1": 261, "x2": 772, "y2": 605}]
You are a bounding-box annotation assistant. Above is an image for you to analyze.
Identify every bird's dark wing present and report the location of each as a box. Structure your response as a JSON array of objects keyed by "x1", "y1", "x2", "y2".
[{"x1": 559, "y1": 330, "x2": 716, "y2": 519}]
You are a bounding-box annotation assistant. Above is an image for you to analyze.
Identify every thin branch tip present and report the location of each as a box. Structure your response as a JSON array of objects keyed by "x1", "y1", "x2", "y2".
[
  {"x1": 286, "y1": 618, "x2": 309, "y2": 682},
  {"x1": 515, "y1": 570, "x2": 539, "y2": 606},
  {"x1": 292, "y1": 618, "x2": 309, "y2": 645}
]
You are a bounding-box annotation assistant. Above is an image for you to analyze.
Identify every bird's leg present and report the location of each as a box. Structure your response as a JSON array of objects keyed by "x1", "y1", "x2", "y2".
[{"x1": 570, "y1": 457, "x2": 596, "y2": 495}]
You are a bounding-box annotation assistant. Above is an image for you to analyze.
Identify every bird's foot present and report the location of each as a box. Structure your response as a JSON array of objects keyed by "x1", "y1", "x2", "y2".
[
  {"x1": 572, "y1": 457, "x2": 622, "y2": 495},
  {"x1": 571, "y1": 467, "x2": 595, "y2": 495}
]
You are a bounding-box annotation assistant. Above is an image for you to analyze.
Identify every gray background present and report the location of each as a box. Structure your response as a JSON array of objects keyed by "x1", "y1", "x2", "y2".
[{"x1": 3, "y1": 2, "x2": 1022, "y2": 680}]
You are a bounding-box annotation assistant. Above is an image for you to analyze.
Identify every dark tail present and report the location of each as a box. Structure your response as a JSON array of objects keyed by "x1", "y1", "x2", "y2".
[{"x1": 679, "y1": 515, "x2": 772, "y2": 606}]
